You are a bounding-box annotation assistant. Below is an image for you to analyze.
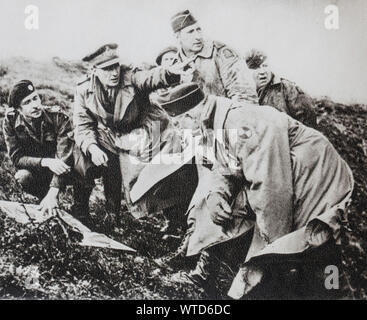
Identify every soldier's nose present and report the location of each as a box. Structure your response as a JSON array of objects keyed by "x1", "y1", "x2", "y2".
[{"x1": 194, "y1": 33, "x2": 202, "y2": 40}]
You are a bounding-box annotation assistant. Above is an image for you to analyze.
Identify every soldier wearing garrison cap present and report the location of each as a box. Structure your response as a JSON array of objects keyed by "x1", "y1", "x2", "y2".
[
  {"x1": 170, "y1": 10, "x2": 258, "y2": 104},
  {"x1": 164, "y1": 9, "x2": 258, "y2": 274},
  {"x1": 245, "y1": 49, "x2": 317, "y2": 128},
  {"x1": 3, "y1": 80, "x2": 91, "y2": 223},
  {"x1": 73, "y1": 43, "x2": 189, "y2": 218}
]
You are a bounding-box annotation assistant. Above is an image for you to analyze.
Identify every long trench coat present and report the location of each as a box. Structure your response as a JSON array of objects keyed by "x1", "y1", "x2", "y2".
[{"x1": 184, "y1": 95, "x2": 354, "y2": 298}]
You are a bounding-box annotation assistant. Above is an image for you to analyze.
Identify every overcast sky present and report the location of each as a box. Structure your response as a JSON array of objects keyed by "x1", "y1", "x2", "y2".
[{"x1": 0, "y1": 0, "x2": 366, "y2": 104}]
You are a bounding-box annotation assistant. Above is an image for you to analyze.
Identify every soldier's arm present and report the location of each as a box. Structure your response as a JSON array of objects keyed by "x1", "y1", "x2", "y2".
[
  {"x1": 2, "y1": 114, "x2": 42, "y2": 169},
  {"x1": 207, "y1": 110, "x2": 294, "y2": 247},
  {"x1": 216, "y1": 46, "x2": 259, "y2": 103},
  {"x1": 283, "y1": 80, "x2": 317, "y2": 128},
  {"x1": 231, "y1": 118, "x2": 294, "y2": 247},
  {"x1": 49, "y1": 111, "x2": 74, "y2": 189},
  {"x1": 73, "y1": 85, "x2": 99, "y2": 154},
  {"x1": 132, "y1": 66, "x2": 180, "y2": 95}
]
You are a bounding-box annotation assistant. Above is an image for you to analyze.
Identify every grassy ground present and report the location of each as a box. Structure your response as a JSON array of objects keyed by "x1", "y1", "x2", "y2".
[{"x1": 0, "y1": 57, "x2": 366, "y2": 299}]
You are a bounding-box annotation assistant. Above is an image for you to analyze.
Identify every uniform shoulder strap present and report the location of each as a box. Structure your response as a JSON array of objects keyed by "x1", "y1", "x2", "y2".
[
  {"x1": 76, "y1": 74, "x2": 90, "y2": 86},
  {"x1": 5, "y1": 107, "x2": 16, "y2": 121},
  {"x1": 212, "y1": 40, "x2": 226, "y2": 50}
]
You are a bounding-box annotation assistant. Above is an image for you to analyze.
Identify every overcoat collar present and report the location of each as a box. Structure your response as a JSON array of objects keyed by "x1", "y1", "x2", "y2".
[{"x1": 85, "y1": 66, "x2": 136, "y2": 126}]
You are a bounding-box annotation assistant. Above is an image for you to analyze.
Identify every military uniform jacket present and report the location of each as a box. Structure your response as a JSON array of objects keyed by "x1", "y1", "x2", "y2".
[
  {"x1": 177, "y1": 40, "x2": 258, "y2": 103},
  {"x1": 258, "y1": 75, "x2": 317, "y2": 128},
  {"x1": 73, "y1": 65, "x2": 179, "y2": 155},
  {"x1": 3, "y1": 106, "x2": 74, "y2": 188}
]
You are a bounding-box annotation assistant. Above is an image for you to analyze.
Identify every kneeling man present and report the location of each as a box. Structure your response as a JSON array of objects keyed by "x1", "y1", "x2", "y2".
[
  {"x1": 73, "y1": 43, "x2": 187, "y2": 217},
  {"x1": 159, "y1": 83, "x2": 353, "y2": 298},
  {"x1": 3, "y1": 80, "x2": 89, "y2": 218}
]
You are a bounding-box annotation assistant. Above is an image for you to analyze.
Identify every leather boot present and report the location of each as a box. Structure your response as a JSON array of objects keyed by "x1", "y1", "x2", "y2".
[
  {"x1": 170, "y1": 248, "x2": 220, "y2": 296},
  {"x1": 71, "y1": 183, "x2": 93, "y2": 229},
  {"x1": 154, "y1": 228, "x2": 196, "y2": 270}
]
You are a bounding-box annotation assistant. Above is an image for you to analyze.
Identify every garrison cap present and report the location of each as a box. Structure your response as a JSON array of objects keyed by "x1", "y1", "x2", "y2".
[
  {"x1": 155, "y1": 46, "x2": 178, "y2": 65},
  {"x1": 245, "y1": 49, "x2": 267, "y2": 70},
  {"x1": 171, "y1": 10, "x2": 197, "y2": 33},
  {"x1": 82, "y1": 43, "x2": 120, "y2": 69},
  {"x1": 152, "y1": 82, "x2": 205, "y2": 117},
  {"x1": 8, "y1": 80, "x2": 36, "y2": 109}
]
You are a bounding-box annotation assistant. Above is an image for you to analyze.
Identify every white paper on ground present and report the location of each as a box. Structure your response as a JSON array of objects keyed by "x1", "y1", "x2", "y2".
[{"x1": 0, "y1": 200, "x2": 136, "y2": 252}]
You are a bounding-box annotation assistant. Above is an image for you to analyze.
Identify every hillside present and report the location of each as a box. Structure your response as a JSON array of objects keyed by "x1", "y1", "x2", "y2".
[
  {"x1": 0, "y1": 57, "x2": 366, "y2": 299},
  {"x1": 0, "y1": 57, "x2": 85, "y2": 111}
]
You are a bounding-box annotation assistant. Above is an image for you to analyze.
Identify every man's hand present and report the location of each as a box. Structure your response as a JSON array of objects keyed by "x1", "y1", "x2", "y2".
[
  {"x1": 306, "y1": 220, "x2": 332, "y2": 247},
  {"x1": 88, "y1": 144, "x2": 108, "y2": 167},
  {"x1": 41, "y1": 158, "x2": 70, "y2": 175},
  {"x1": 39, "y1": 187, "x2": 59, "y2": 217},
  {"x1": 206, "y1": 192, "x2": 233, "y2": 226}
]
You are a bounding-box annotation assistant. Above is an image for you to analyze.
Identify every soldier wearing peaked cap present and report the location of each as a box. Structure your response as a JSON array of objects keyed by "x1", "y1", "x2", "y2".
[
  {"x1": 73, "y1": 43, "x2": 188, "y2": 218},
  {"x1": 3, "y1": 80, "x2": 92, "y2": 223},
  {"x1": 171, "y1": 10, "x2": 258, "y2": 104},
  {"x1": 245, "y1": 49, "x2": 317, "y2": 128}
]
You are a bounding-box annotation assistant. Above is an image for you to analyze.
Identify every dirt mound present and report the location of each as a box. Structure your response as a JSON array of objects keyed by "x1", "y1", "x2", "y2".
[
  {"x1": 0, "y1": 57, "x2": 83, "y2": 110},
  {"x1": 52, "y1": 57, "x2": 88, "y2": 75},
  {"x1": 315, "y1": 98, "x2": 367, "y2": 299}
]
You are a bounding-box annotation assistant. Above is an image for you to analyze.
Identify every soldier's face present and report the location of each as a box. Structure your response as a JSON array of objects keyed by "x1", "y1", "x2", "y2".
[
  {"x1": 177, "y1": 23, "x2": 204, "y2": 55},
  {"x1": 160, "y1": 51, "x2": 177, "y2": 67},
  {"x1": 96, "y1": 63, "x2": 121, "y2": 87},
  {"x1": 252, "y1": 62, "x2": 272, "y2": 89},
  {"x1": 19, "y1": 92, "x2": 42, "y2": 119}
]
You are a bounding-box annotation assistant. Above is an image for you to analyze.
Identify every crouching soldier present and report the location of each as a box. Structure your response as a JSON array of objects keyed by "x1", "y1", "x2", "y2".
[
  {"x1": 3, "y1": 80, "x2": 90, "y2": 219},
  {"x1": 73, "y1": 43, "x2": 187, "y2": 220},
  {"x1": 163, "y1": 83, "x2": 353, "y2": 299},
  {"x1": 245, "y1": 49, "x2": 317, "y2": 128}
]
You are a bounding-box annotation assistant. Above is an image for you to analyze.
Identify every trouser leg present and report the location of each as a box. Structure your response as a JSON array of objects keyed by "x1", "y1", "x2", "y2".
[
  {"x1": 74, "y1": 145, "x2": 121, "y2": 212},
  {"x1": 14, "y1": 169, "x2": 52, "y2": 200},
  {"x1": 102, "y1": 152, "x2": 122, "y2": 214},
  {"x1": 70, "y1": 179, "x2": 93, "y2": 218},
  {"x1": 161, "y1": 204, "x2": 188, "y2": 234}
]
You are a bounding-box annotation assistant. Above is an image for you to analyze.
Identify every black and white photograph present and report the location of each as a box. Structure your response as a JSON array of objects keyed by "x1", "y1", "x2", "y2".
[{"x1": 0, "y1": 0, "x2": 366, "y2": 304}]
